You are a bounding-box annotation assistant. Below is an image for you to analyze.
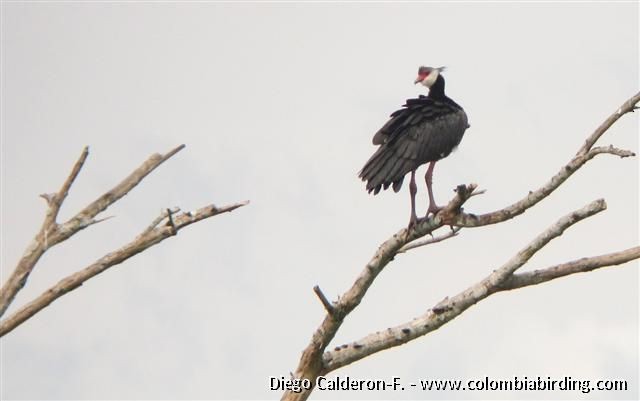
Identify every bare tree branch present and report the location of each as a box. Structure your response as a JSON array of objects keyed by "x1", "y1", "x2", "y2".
[
  {"x1": 499, "y1": 246, "x2": 640, "y2": 290},
  {"x1": 450, "y1": 146, "x2": 633, "y2": 228},
  {"x1": 283, "y1": 185, "x2": 478, "y2": 401},
  {"x1": 282, "y1": 92, "x2": 639, "y2": 401},
  {"x1": 578, "y1": 91, "x2": 640, "y2": 154},
  {"x1": 0, "y1": 144, "x2": 249, "y2": 333},
  {"x1": 322, "y1": 199, "x2": 608, "y2": 372},
  {"x1": 0, "y1": 145, "x2": 188, "y2": 318},
  {"x1": 0, "y1": 200, "x2": 248, "y2": 337},
  {"x1": 448, "y1": 94, "x2": 639, "y2": 229},
  {"x1": 60, "y1": 144, "x2": 187, "y2": 236},
  {"x1": 323, "y1": 244, "x2": 640, "y2": 374},
  {"x1": 0, "y1": 147, "x2": 91, "y2": 317}
]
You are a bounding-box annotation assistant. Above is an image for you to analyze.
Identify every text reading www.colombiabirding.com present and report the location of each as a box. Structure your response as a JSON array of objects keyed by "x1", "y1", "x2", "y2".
[{"x1": 270, "y1": 375, "x2": 629, "y2": 395}]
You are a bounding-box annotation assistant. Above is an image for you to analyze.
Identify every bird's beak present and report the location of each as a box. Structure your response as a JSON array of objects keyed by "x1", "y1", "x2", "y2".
[{"x1": 414, "y1": 77, "x2": 422, "y2": 84}]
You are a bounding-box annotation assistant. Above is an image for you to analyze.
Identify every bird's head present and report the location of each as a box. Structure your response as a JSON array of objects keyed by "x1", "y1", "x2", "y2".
[{"x1": 414, "y1": 66, "x2": 445, "y2": 88}]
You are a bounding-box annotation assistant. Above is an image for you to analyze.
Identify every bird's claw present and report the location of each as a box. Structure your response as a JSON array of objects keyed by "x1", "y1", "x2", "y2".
[{"x1": 425, "y1": 204, "x2": 443, "y2": 217}]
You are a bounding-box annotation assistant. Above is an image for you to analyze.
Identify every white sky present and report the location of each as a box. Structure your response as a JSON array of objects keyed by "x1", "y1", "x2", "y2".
[{"x1": 1, "y1": 2, "x2": 638, "y2": 400}]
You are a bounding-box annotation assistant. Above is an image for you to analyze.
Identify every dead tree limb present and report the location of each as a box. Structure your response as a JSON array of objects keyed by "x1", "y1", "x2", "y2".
[
  {"x1": 498, "y1": 245, "x2": 640, "y2": 290},
  {"x1": 323, "y1": 199, "x2": 607, "y2": 371},
  {"x1": 0, "y1": 201, "x2": 247, "y2": 337},
  {"x1": 0, "y1": 145, "x2": 248, "y2": 335},
  {"x1": 282, "y1": 91, "x2": 639, "y2": 401}
]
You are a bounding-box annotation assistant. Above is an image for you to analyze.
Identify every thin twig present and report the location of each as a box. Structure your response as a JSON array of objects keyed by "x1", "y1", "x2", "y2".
[
  {"x1": 140, "y1": 207, "x2": 181, "y2": 238},
  {"x1": 87, "y1": 215, "x2": 115, "y2": 227},
  {"x1": 578, "y1": 91, "x2": 640, "y2": 155},
  {"x1": 166, "y1": 208, "x2": 177, "y2": 235},
  {"x1": 43, "y1": 146, "x2": 90, "y2": 229},
  {"x1": 398, "y1": 227, "x2": 461, "y2": 253},
  {"x1": 39, "y1": 193, "x2": 56, "y2": 205},
  {"x1": 313, "y1": 286, "x2": 335, "y2": 314},
  {"x1": 588, "y1": 145, "x2": 635, "y2": 158},
  {"x1": 468, "y1": 188, "x2": 486, "y2": 198}
]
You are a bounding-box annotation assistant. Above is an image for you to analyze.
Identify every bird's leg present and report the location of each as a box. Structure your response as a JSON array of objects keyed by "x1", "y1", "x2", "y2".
[
  {"x1": 425, "y1": 161, "x2": 442, "y2": 216},
  {"x1": 408, "y1": 170, "x2": 418, "y2": 229}
]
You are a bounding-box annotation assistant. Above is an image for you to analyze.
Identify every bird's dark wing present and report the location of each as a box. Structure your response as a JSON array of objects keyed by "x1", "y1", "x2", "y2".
[{"x1": 359, "y1": 96, "x2": 468, "y2": 194}]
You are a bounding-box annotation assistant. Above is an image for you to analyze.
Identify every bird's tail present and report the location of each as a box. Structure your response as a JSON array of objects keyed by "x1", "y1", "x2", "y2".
[{"x1": 359, "y1": 146, "x2": 405, "y2": 194}]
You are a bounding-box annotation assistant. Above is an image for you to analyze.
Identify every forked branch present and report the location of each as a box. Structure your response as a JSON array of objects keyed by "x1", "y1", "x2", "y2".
[
  {"x1": 0, "y1": 145, "x2": 188, "y2": 317},
  {"x1": 322, "y1": 199, "x2": 607, "y2": 371},
  {"x1": 499, "y1": 246, "x2": 640, "y2": 290},
  {"x1": 0, "y1": 145, "x2": 248, "y2": 334},
  {"x1": 0, "y1": 200, "x2": 247, "y2": 337}
]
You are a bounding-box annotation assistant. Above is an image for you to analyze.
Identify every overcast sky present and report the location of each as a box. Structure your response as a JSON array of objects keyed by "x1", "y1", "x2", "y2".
[{"x1": 1, "y1": 2, "x2": 638, "y2": 400}]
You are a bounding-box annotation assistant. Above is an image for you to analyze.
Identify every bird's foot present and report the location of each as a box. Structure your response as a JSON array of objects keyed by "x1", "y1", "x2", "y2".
[
  {"x1": 408, "y1": 212, "x2": 419, "y2": 230},
  {"x1": 425, "y1": 203, "x2": 443, "y2": 217}
]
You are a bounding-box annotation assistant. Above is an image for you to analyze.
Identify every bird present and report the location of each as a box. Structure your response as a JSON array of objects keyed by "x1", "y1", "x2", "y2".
[{"x1": 359, "y1": 66, "x2": 469, "y2": 227}]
